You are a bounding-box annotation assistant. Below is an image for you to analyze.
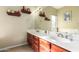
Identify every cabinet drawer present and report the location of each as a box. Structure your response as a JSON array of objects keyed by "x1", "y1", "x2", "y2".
[
  {"x1": 39, "y1": 45, "x2": 50, "y2": 52},
  {"x1": 51, "y1": 43, "x2": 69, "y2": 52},
  {"x1": 40, "y1": 38, "x2": 48, "y2": 44},
  {"x1": 34, "y1": 36, "x2": 39, "y2": 40},
  {"x1": 39, "y1": 39, "x2": 50, "y2": 48}
]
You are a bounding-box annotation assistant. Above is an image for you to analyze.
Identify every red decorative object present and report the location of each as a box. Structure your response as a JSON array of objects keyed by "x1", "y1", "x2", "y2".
[
  {"x1": 21, "y1": 6, "x2": 31, "y2": 14},
  {"x1": 45, "y1": 17, "x2": 50, "y2": 21},
  {"x1": 7, "y1": 10, "x2": 21, "y2": 17},
  {"x1": 39, "y1": 11, "x2": 46, "y2": 17}
]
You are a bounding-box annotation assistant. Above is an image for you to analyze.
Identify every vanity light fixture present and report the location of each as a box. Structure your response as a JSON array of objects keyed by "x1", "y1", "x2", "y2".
[
  {"x1": 21, "y1": 6, "x2": 31, "y2": 14},
  {"x1": 39, "y1": 11, "x2": 46, "y2": 17},
  {"x1": 7, "y1": 9, "x2": 21, "y2": 17},
  {"x1": 39, "y1": 11, "x2": 50, "y2": 21},
  {"x1": 44, "y1": 16, "x2": 50, "y2": 21}
]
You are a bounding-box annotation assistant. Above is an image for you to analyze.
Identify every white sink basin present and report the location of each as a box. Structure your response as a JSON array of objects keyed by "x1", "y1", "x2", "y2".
[
  {"x1": 35, "y1": 30, "x2": 72, "y2": 43},
  {"x1": 57, "y1": 37, "x2": 72, "y2": 43}
]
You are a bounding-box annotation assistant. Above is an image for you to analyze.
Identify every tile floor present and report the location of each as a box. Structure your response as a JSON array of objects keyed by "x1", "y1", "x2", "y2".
[{"x1": 6, "y1": 45, "x2": 34, "y2": 52}]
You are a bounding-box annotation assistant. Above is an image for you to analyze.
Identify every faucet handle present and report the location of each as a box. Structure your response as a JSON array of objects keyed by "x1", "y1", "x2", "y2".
[{"x1": 65, "y1": 34, "x2": 73, "y2": 41}]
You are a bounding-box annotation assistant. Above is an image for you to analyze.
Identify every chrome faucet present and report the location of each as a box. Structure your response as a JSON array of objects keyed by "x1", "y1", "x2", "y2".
[
  {"x1": 65, "y1": 34, "x2": 73, "y2": 41},
  {"x1": 57, "y1": 33, "x2": 64, "y2": 38}
]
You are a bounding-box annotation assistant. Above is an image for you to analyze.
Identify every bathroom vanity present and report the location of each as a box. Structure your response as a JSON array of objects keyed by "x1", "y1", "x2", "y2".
[{"x1": 27, "y1": 30, "x2": 72, "y2": 52}]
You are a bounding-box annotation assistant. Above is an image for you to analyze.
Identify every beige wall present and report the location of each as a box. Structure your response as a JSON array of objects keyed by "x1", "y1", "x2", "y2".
[
  {"x1": 0, "y1": 6, "x2": 36, "y2": 48},
  {"x1": 43, "y1": 6, "x2": 57, "y2": 16},
  {"x1": 57, "y1": 6, "x2": 79, "y2": 31},
  {"x1": 35, "y1": 6, "x2": 57, "y2": 31}
]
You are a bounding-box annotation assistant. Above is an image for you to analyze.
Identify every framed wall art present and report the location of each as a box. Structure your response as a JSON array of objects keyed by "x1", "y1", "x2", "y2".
[{"x1": 64, "y1": 11, "x2": 72, "y2": 22}]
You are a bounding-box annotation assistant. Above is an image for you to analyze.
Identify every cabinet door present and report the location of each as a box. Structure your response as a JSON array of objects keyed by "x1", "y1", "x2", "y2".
[
  {"x1": 32, "y1": 35, "x2": 39, "y2": 52},
  {"x1": 27, "y1": 33, "x2": 34, "y2": 45},
  {"x1": 51, "y1": 43, "x2": 69, "y2": 52},
  {"x1": 39, "y1": 45, "x2": 50, "y2": 52},
  {"x1": 39, "y1": 38, "x2": 50, "y2": 52},
  {"x1": 32, "y1": 43, "x2": 39, "y2": 52},
  {"x1": 33, "y1": 36, "x2": 39, "y2": 45}
]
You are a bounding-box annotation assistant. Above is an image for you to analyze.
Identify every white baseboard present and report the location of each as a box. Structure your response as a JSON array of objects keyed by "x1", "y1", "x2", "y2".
[{"x1": 0, "y1": 43, "x2": 27, "y2": 51}]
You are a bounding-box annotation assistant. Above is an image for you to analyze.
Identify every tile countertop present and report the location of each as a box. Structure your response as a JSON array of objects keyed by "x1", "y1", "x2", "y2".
[{"x1": 27, "y1": 29, "x2": 79, "y2": 52}]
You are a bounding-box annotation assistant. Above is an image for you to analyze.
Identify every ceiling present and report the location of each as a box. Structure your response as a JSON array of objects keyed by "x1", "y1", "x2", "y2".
[
  {"x1": 24, "y1": 6, "x2": 64, "y2": 13},
  {"x1": 53, "y1": 6, "x2": 64, "y2": 9}
]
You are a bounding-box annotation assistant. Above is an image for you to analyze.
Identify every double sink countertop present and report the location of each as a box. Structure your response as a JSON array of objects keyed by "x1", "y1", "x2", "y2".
[{"x1": 27, "y1": 29, "x2": 79, "y2": 52}]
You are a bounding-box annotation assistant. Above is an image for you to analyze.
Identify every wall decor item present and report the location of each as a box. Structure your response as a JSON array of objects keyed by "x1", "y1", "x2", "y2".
[
  {"x1": 39, "y1": 11, "x2": 46, "y2": 17},
  {"x1": 7, "y1": 10, "x2": 21, "y2": 17},
  {"x1": 21, "y1": 6, "x2": 31, "y2": 14},
  {"x1": 64, "y1": 11, "x2": 72, "y2": 22}
]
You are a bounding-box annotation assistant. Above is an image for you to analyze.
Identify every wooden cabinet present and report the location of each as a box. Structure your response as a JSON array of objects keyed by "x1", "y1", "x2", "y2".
[
  {"x1": 27, "y1": 33, "x2": 39, "y2": 52},
  {"x1": 27, "y1": 32, "x2": 70, "y2": 52},
  {"x1": 27, "y1": 33, "x2": 50, "y2": 52},
  {"x1": 50, "y1": 43, "x2": 70, "y2": 52},
  {"x1": 27, "y1": 33, "x2": 33, "y2": 45},
  {"x1": 32, "y1": 35, "x2": 39, "y2": 52},
  {"x1": 33, "y1": 36, "x2": 39, "y2": 46},
  {"x1": 32, "y1": 43, "x2": 39, "y2": 52},
  {"x1": 39, "y1": 38, "x2": 50, "y2": 52}
]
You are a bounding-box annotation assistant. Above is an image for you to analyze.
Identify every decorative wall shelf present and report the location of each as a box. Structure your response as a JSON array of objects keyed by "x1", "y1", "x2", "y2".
[{"x1": 21, "y1": 6, "x2": 31, "y2": 14}]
